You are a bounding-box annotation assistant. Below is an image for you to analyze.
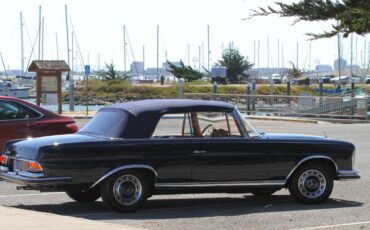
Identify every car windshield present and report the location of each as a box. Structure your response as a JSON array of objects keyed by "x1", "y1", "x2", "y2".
[
  {"x1": 78, "y1": 110, "x2": 128, "y2": 138},
  {"x1": 236, "y1": 109, "x2": 260, "y2": 137}
]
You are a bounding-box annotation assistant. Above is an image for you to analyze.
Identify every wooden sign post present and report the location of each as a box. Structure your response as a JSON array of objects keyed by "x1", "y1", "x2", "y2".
[{"x1": 28, "y1": 61, "x2": 70, "y2": 114}]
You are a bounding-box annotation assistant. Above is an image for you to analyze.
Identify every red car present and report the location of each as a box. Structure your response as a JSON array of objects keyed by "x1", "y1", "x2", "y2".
[{"x1": 0, "y1": 96, "x2": 78, "y2": 153}]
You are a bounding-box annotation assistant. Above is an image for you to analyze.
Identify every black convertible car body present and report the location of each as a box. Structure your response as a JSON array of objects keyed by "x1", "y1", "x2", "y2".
[{"x1": 0, "y1": 99, "x2": 360, "y2": 212}]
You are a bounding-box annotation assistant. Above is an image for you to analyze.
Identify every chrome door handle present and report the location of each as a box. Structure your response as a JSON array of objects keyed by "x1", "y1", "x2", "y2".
[{"x1": 193, "y1": 150, "x2": 207, "y2": 154}]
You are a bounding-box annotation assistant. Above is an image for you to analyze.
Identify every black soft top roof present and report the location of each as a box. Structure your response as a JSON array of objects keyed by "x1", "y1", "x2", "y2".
[
  {"x1": 102, "y1": 99, "x2": 234, "y2": 115},
  {"x1": 99, "y1": 99, "x2": 235, "y2": 138}
]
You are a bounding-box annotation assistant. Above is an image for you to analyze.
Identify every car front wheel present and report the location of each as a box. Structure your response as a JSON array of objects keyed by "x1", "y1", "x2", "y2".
[
  {"x1": 288, "y1": 163, "x2": 333, "y2": 204},
  {"x1": 101, "y1": 170, "x2": 149, "y2": 212}
]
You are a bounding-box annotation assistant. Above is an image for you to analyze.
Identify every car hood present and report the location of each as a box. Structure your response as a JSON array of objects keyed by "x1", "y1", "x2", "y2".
[{"x1": 8, "y1": 134, "x2": 106, "y2": 160}]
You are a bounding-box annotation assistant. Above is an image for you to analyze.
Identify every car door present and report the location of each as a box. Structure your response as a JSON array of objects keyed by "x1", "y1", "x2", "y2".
[
  {"x1": 148, "y1": 113, "x2": 195, "y2": 183},
  {"x1": 0, "y1": 99, "x2": 38, "y2": 152},
  {"x1": 190, "y1": 112, "x2": 271, "y2": 182}
]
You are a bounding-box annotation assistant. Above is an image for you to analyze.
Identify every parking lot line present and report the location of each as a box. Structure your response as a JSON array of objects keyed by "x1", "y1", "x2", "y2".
[
  {"x1": 0, "y1": 192, "x2": 65, "y2": 198},
  {"x1": 290, "y1": 221, "x2": 370, "y2": 230}
]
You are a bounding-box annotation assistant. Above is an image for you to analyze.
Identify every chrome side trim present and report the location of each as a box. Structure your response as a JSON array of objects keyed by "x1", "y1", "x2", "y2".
[
  {"x1": 0, "y1": 166, "x2": 9, "y2": 172},
  {"x1": 89, "y1": 164, "x2": 158, "y2": 189},
  {"x1": 284, "y1": 155, "x2": 338, "y2": 184},
  {"x1": 337, "y1": 170, "x2": 360, "y2": 180},
  {"x1": 18, "y1": 171, "x2": 45, "y2": 178},
  {"x1": 155, "y1": 180, "x2": 285, "y2": 188}
]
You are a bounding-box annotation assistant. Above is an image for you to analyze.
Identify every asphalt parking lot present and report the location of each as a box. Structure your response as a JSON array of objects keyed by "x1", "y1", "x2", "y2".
[{"x1": 1, "y1": 119, "x2": 369, "y2": 230}]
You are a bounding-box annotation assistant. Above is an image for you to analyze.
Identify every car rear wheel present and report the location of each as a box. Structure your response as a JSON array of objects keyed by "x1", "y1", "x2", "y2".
[
  {"x1": 101, "y1": 170, "x2": 149, "y2": 212},
  {"x1": 66, "y1": 187, "x2": 101, "y2": 203},
  {"x1": 251, "y1": 189, "x2": 277, "y2": 196},
  {"x1": 288, "y1": 163, "x2": 333, "y2": 204}
]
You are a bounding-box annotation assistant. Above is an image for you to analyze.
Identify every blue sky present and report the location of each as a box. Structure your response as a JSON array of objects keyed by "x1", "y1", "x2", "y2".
[{"x1": 0, "y1": 0, "x2": 368, "y2": 71}]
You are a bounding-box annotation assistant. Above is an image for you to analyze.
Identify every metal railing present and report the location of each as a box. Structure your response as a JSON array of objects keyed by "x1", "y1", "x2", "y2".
[{"x1": 185, "y1": 93, "x2": 369, "y2": 119}]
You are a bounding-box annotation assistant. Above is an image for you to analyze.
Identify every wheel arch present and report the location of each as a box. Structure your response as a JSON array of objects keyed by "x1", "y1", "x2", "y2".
[
  {"x1": 89, "y1": 164, "x2": 158, "y2": 190},
  {"x1": 285, "y1": 155, "x2": 338, "y2": 185}
]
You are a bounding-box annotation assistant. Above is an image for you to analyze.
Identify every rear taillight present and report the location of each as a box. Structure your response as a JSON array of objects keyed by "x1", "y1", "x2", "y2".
[
  {"x1": 0, "y1": 155, "x2": 8, "y2": 165},
  {"x1": 66, "y1": 122, "x2": 79, "y2": 132}
]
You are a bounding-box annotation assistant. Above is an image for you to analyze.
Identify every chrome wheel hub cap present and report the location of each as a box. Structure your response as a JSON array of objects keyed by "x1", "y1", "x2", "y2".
[
  {"x1": 298, "y1": 169, "x2": 326, "y2": 199},
  {"x1": 113, "y1": 174, "x2": 142, "y2": 206}
]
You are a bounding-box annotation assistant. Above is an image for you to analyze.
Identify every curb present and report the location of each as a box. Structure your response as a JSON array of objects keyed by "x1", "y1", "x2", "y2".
[{"x1": 0, "y1": 206, "x2": 145, "y2": 230}]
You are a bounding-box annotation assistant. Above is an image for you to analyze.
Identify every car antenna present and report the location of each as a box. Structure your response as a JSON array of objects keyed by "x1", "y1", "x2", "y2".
[{"x1": 323, "y1": 131, "x2": 328, "y2": 138}]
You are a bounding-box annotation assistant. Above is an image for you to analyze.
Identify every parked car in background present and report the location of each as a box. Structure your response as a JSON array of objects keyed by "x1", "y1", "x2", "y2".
[
  {"x1": 366, "y1": 76, "x2": 370, "y2": 84},
  {"x1": 330, "y1": 76, "x2": 352, "y2": 84},
  {"x1": 0, "y1": 99, "x2": 359, "y2": 212},
  {"x1": 270, "y1": 74, "x2": 282, "y2": 84},
  {"x1": 0, "y1": 96, "x2": 78, "y2": 152}
]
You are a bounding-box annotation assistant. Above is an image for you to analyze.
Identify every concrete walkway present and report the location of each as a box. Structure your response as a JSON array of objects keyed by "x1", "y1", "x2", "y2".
[{"x1": 0, "y1": 206, "x2": 144, "y2": 230}]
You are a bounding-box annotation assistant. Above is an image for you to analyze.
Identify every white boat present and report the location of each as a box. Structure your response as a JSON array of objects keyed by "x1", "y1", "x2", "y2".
[{"x1": 0, "y1": 80, "x2": 30, "y2": 98}]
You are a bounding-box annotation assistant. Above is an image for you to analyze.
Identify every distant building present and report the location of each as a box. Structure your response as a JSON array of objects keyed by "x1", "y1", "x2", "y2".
[
  {"x1": 130, "y1": 62, "x2": 144, "y2": 76},
  {"x1": 344, "y1": 64, "x2": 360, "y2": 71},
  {"x1": 315, "y1": 64, "x2": 333, "y2": 73},
  {"x1": 334, "y1": 58, "x2": 347, "y2": 71},
  {"x1": 247, "y1": 68, "x2": 289, "y2": 77}
]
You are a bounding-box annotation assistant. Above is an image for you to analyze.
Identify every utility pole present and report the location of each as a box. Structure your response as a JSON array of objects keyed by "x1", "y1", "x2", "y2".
[{"x1": 267, "y1": 36, "x2": 270, "y2": 69}]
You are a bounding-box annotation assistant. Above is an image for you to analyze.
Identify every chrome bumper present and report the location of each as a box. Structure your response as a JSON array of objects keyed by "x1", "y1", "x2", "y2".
[
  {"x1": 337, "y1": 170, "x2": 360, "y2": 180},
  {"x1": 0, "y1": 166, "x2": 71, "y2": 186}
]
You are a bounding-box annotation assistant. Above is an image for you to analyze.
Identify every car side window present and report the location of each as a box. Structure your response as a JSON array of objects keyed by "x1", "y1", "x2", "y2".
[
  {"x1": 152, "y1": 113, "x2": 193, "y2": 138},
  {"x1": 197, "y1": 112, "x2": 242, "y2": 138},
  {"x1": 0, "y1": 100, "x2": 40, "y2": 120}
]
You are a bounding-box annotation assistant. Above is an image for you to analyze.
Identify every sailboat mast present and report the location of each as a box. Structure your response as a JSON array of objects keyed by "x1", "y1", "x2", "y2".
[
  {"x1": 337, "y1": 0, "x2": 341, "y2": 80},
  {"x1": 55, "y1": 33, "x2": 59, "y2": 60},
  {"x1": 350, "y1": 33, "x2": 353, "y2": 76},
  {"x1": 41, "y1": 17, "x2": 44, "y2": 60},
  {"x1": 207, "y1": 25, "x2": 210, "y2": 72},
  {"x1": 253, "y1": 40, "x2": 256, "y2": 69},
  {"x1": 123, "y1": 25, "x2": 127, "y2": 72},
  {"x1": 187, "y1": 44, "x2": 190, "y2": 65},
  {"x1": 0, "y1": 51, "x2": 8, "y2": 79},
  {"x1": 308, "y1": 43, "x2": 311, "y2": 71},
  {"x1": 143, "y1": 45, "x2": 145, "y2": 80},
  {"x1": 277, "y1": 39, "x2": 280, "y2": 69},
  {"x1": 65, "y1": 5, "x2": 70, "y2": 66},
  {"x1": 38, "y1": 6, "x2": 42, "y2": 60},
  {"x1": 296, "y1": 42, "x2": 299, "y2": 69},
  {"x1": 198, "y1": 46, "x2": 201, "y2": 71},
  {"x1": 267, "y1": 36, "x2": 270, "y2": 69},
  {"x1": 20, "y1": 12, "x2": 24, "y2": 77},
  {"x1": 156, "y1": 25, "x2": 159, "y2": 81}
]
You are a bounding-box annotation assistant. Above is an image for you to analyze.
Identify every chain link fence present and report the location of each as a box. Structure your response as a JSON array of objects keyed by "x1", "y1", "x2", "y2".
[{"x1": 185, "y1": 93, "x2": 369, "y2": 120}]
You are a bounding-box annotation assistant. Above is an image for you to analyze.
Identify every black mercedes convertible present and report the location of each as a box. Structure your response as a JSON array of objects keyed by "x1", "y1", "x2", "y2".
[{"x1": 0, "y1": 99, "x2": 360, "y2": 212}]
